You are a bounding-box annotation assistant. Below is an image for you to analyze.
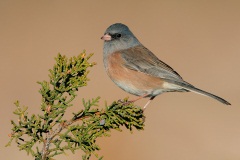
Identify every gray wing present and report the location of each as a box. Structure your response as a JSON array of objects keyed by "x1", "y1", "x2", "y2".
[{"x1": 120, "y1": 45, "x2": 184, "y2": 81}]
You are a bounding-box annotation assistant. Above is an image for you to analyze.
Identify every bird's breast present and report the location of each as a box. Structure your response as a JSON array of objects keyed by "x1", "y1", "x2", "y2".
[{"x1": 104, "y1": 52, "x2": 165, "y2": 96}]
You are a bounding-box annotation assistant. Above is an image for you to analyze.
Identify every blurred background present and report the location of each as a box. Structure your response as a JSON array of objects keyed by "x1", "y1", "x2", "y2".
[{"x1": 1, "y1": 0, "x2": 240, "y2": 159}]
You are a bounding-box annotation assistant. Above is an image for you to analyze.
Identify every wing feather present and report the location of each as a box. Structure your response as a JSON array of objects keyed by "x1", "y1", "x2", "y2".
[{"x1": 120, "y1": 45, "x2": 183, "y2": 81}]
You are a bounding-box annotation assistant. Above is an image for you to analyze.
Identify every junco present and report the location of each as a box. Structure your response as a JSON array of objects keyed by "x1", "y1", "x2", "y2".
[{"x1": 101, "y1": 23, "x2": 230, "y2": 109}]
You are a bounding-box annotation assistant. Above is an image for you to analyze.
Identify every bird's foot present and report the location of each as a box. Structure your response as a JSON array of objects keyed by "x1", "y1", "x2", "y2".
[{"x1": 117, "y1": 99, "x2": 134, "y2": 105}]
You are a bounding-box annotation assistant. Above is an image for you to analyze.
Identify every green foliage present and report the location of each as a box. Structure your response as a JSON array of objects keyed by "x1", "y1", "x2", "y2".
[{"x1": 6, "y1": 51, "x2": 145, "y2": 160}]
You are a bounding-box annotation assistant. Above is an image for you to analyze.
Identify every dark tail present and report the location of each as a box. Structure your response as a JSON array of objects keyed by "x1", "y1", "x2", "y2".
[{"x1": 165, "y1": 79, "x2": 231, "y2": 105}]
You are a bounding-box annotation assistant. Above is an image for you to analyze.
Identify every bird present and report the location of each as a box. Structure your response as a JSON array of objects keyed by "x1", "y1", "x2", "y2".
[{"x1": 101, "y1": 23, "x2": 231, "y2": 110}]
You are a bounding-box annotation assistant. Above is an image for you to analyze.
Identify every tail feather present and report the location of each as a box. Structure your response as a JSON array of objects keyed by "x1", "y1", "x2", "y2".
[{"x1": 165, "y1": 79, "x2": 231, "y2": 105}]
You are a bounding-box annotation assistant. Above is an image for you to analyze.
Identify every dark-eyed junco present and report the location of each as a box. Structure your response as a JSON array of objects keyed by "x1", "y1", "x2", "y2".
[{"x1": 101, "y1": 23, "x2": 230, "y2": 109}]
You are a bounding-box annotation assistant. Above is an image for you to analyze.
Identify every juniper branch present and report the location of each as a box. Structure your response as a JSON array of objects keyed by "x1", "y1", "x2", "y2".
[{"x1": 6, "y1": 51, "x2": 145, "y2": 160}]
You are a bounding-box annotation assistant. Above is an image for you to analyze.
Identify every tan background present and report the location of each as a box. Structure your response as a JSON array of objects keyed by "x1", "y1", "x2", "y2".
[{"x1": 1, "y1": 0, "x2": 240, "y2": 160}]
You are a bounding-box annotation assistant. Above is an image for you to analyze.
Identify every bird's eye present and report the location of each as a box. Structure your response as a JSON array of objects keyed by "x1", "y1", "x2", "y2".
[
  {"x1": 116, "y1": 34, "x2": 121, "y2": 38},
  {"x1": 111, "y1": 33, "x2": 122, "y2": 40}
]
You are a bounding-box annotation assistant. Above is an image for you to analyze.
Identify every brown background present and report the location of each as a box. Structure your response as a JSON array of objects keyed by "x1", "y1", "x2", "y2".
[{"x1": 1, "y1": 1, "x2": 240, "y2": 160}]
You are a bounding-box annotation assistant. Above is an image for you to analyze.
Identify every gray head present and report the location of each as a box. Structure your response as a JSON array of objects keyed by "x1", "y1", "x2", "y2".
[{"x1": 101, "y1": 23, "x2": 141, "y2": 55}]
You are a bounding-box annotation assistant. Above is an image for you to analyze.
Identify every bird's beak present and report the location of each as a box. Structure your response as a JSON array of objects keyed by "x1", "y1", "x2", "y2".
[{"x1": 101, "y1": 34, "x2": 111, "y2": 41}]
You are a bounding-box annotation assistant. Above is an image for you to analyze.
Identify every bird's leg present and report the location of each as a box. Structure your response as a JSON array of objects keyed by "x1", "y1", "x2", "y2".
[
  {"x1": 129, "y1": 94, "x2": 149, "y2": 103},
  {"x1": 143, "y1": 96, "x2": 156, "y2": 111},
  {"x1": 120, "y1": 94, "x2": 149, "y2": 105}
]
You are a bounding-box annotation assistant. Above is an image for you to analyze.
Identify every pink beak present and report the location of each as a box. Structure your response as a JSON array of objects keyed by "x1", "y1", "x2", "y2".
[{"x1": 101, "y1": 34, "x2": 111, "y2": 41}]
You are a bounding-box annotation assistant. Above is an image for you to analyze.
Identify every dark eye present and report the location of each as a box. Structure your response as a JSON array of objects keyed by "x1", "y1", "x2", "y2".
[
  {"x1": 110, "y1": 33, "x2": 122, "y2": 40},
  {"x1": 116, "y1": 34, "x2": 121, "y2": 38}
]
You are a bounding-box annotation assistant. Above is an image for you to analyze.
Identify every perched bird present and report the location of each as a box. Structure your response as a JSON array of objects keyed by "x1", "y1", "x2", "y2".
[{"x1": 101, "y1": 23, "x2": 231, "y2": 109}]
